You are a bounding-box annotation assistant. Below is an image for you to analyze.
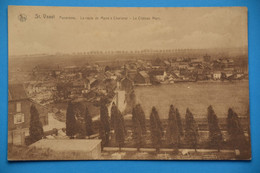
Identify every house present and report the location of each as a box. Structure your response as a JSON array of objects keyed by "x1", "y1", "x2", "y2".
[
  {"x1": 224, "y1": 67, "x2": 234, "y2": 72},
  {"x1": 221, "y1": 59, "x2": 229, "y2": 68},
  {"x1": 71, "y1": 80, "x2": 89, "y2": 94},
  {"x1": 104, "y1": 71, "x2": 117, "y2": 80},
  {"x1": 104, "y1": 71, "x2": 113, "y2": 79},
  {"x1": 151, "y1": 70, "x2": 167, "y2": 82},
  {"x1": 168, "y1": 74, "x2": 178, "y2": 83},
  {"x1": 178, "y1": 63, "x2": 189, "y2": 69},
  {"x1": 213, "y1": 71, "x2": 222, "y2": 80},
  {"x1": 191, "y1": 57, "x2": 204, "y2": 63},
  {"x1": 187, "y1": 66, "x2": 195, "y2": 71},
  {"x1": 72, "y1": 80, "x2": 86, "y2": 88},
  {"x1": 197, "y1": 69, "x2": 207, "y2": 80},
  {"x1": 31, "y1": 82, "x2": 56, "y2": 94},
  {"x1": 163, "y1": 60, "x2": 170, "y2": 66},
  {"x1": 172, "y1": 70, "x2": 180, "y2": 77},
  {"x1": 42, "y1": 83, "x2": 56, "y2": 92},
  {"x1": 65, "y1": 73, "x2": 77, "y2": 80},
  {"x1": 8, "y1": 84, "x2": 49, "y2": 145},
  {"x1": 83, "y1": 90, "x2": 99, "y2": 100},
  {"x1": 120, "y1": 77, "x2": 134, "y2": 92},
  {"x1": 114, "y1": 70, "x2": 122, "y2": 78},
  {"x1": 170, "y1": 62, "x2": 179, "y2": 69},
  {"x1": 134, "y1": 71, "x2": 150, "y2": 85},
  {"x1": 103, "y1": 78, "x2": 117, "y2": 93},
  {"x1": 176, "y1": 57, "x2": 184, "y2": 62},
  {"x1": 34, "y1": 83, "x2": 44, "y2": 93},
  {"x1": 86, "y1": 77, "x2": 99, "y2": 89},
  {"x1": 54, "y1": 70, "x2": 61, "y2": 76},
  {"x1": 223, "y1": 71, "x2": 234, "y2": 78},
  {"x1": 64, "y1": 66, "x2": 78, "y2": 73},
  {"x1": 151, "y1": 65, "x2": 160, "y2": 69},
  {"x1": 203, "y1": 54, "x2": 211, "y2": 62},
  {"x1": 26, "y1": 81, "x2": 38, "y2": 94},
  {"x1": 126, "y1": 69, "x2": 138, "y2": 81}
]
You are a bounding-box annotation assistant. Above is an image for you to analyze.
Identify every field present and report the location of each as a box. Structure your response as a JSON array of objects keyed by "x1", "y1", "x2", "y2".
[{"x1": 135, "y1": 81, "x2": 249, "y2": 119}]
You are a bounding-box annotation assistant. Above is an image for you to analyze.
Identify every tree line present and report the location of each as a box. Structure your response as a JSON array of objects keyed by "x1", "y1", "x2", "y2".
[{"x1": 28, "y1": 102, "x2": 250, "y2": 156}]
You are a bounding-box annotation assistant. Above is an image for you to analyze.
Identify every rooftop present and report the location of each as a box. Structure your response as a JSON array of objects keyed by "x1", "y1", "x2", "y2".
[
  {"x1": 139, "y1": 71, "x2": 150, "y2": 78},
  {"x1": 8, "y1": 84, "x2": 28, "y2": 101},
  {"x1": 30, "y1": 139, "x2": 101, "y2": 152}
]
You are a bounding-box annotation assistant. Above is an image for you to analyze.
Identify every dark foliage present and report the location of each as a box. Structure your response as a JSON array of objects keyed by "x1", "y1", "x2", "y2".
[
  {"x1": 100, "y1": 103, "x2": 110, "y2": 146},
  {"x1": 110, "y1": 102, "x2": 117, "y2": 129},
  {"x1": 55, "y1": 82, "x2": 71, "y2": 101},
  {"x1": 85, "y1": 106, "x2": 93, "y2": 137},
  {"x1": 66, "y1": 101, "x2": 77, "y2": 138},
  {"x1": 227, "y1": 108, "x2": 247, "y2": 150},
  {"x1": 29, "y1": 104, "x2": 44, "y2": 143},
  {"x1": 176, "y1": 108, "x2": 184, "y2": 136},
  {"x1": 99, "y1": 121, "x2": 106, "y2": 150},
  {"x1": 132, "y1": 120, "x2": 142, "y2": 150},
  {"x1": 166, "y1": 105, "x2": 180, "y2": 148},
  {"x1": 184, "y1": 108, "x2": 199, "y2": 150},
  {"x1": 114, "y1": 109, "x2": 126, "y2": 150},
  {"x1": 207, "y1": 105, "x2": 223, "y2": 150},
  {"x1": 132, "y1": 104, "x2": 146, "y2": 134},
  {"x1": 132, "y1": 104, "x2": 146, "y2": 150},
  {"x1": 150, "y1": 106, "x2": 163, "y2": 152}
]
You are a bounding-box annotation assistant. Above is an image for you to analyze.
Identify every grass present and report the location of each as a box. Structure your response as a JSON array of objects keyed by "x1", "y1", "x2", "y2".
[{"x1": 135, "y1": 81, "x2": 249, "y2": 119}]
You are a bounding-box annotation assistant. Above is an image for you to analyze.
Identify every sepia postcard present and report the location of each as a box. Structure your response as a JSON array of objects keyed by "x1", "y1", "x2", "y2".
[{"x1": 8, "y1": 6, "x2": 250, "y2": 160}]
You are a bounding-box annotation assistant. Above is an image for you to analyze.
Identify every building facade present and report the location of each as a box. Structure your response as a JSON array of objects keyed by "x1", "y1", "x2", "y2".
[{"x1": 8, "y1": 84, "x2": 49, "y2": 145}]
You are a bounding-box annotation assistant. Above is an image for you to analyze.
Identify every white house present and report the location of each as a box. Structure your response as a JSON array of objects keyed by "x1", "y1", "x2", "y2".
[{"x1": 213, "y1": 71, "x2": 222, "y2": 80}]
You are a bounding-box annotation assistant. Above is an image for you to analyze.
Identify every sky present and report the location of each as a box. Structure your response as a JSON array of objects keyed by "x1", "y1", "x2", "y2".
[{"x1": 8, "y1": 6, "x2": 248, "y2": 56}]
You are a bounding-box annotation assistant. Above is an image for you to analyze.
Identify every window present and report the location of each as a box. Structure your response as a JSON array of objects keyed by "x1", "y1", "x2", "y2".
[
  {"x1": 16, "y1": 102, "x2": 21, "y2": 112},
  {"x1": 14, "y1": 113, "x2": 24, "y2": 124}
]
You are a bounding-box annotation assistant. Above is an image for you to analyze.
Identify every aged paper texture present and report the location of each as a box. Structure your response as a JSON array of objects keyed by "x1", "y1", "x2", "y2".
[{"x1": 8, "y1": 6, "x2": 250, "y2": 160}]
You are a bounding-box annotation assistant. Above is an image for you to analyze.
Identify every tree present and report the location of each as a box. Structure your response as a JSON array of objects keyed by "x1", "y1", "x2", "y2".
[
  {"x1": 100, "y1": 103, "x2": 110, "y2": 146},
  {"x1": 29, "y1": 104, "x2": 44, "y2": 143},
  {"x1": 85, "y1": 106, "x2": 93, "y2": 137},
  {"x1": 176, "y1": 108, "x2": 184, "y2": 136},
  {"x1": 114, "y1": 110, "x2": 126, "y2": 151},
  {"x1": 132, "y1": 104, "x2": 146, "y2": 134},
  {"x1": 166, "y1": 105, "x2": 180, "y2": 149},
  {"x1": 132, "y1": 120, "x2": 142, "y2": 151},
  {"x1": 56, "y1": 82, "x2": 71, "y2": 100},
  {"x1": 132, "y1": 105, "x2": 145, "y2": 150},
  {"x1": 128, "y1": 89, "x2": 136, "y2": 110},
  {"x1": 150, "y1": 106, "x2": 163, "y2": 152},
  {"x1": 99, "y1": 121, "x2": 106, "y2": 150},
  {"x1": 66, "y1": 101, "x2": 77, "y2": 138},
  {"x1": 184, "y1": 108, "x2": 199, "y2": 151},
  {"x1": 110, "y1": 102, "x2": 117, "y2": 129},
  {"x1": 227, "y1": 108, "x2": 246, "y2": 150},
  {"x1": 207, "y1": 105, "x2": 223, "y2": 151}
]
